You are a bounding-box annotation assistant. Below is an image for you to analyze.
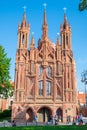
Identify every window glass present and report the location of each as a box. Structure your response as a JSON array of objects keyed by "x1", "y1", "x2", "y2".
[
  {"x1": 39, "y1": 66, "x2": 43, "y2": 76},
  {"x1": 46, "y1": 66, "x2": 52, "y2": 77},
  {"x1": 46, "y1": 81, "x2": 52, "y2": 96},
  {"x1": 38, "y1": 81, "x2": 43, "y2": 96}
]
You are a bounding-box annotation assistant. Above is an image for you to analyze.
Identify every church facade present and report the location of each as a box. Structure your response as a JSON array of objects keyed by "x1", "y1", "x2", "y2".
[{"x1": 12, "y1": 9, "x2": 77, "y2": 123}]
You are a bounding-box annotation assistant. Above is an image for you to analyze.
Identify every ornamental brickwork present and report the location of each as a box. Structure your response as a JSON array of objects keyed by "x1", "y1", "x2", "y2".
[{"x1": 12, "y1": 9, "x2": 77, "y2": 123}]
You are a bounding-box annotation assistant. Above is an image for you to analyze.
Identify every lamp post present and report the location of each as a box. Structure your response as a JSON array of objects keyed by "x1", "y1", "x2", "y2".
[{"x1": 81, "y1": 71, "x2": 87, "y2": 107}]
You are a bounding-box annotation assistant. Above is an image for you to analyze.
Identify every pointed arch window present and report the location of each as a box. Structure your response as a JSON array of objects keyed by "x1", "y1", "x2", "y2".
[
  {"x1": 46, "y1": 81, "x2": 52, "y2": 96},
  {"x1": 63, "y1": 35, "x2": 65, "y2": 48},
  {"x1": 22, "y1": 34, "x2": 24, "y2": 44},
  {"x1": 38, "y1": 81, "x2": 43, "y2": 96},
  {"x1": 46, "y1": 66, "x2": 52, "y2": 77},
  {"x1": 39, "y1": 65, "x2": 43, "y2": 76},
  {"x1": 66, "y1": 35, "x2": 68, "y2": 47}
]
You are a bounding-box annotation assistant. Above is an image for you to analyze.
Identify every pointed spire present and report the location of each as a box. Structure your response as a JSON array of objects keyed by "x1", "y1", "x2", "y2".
[
  {"x1": 31, "y1": 36, "x2": 34, "y2": 45},
  {"x1": 42, "y1": 3, "x2": 48, "y2": 40},
  {"x1": 43, "y1": 9, "x2": 47, "y2": 25},
  {"x1": 30, "y1": 32, "x2": 35, "y2": 49},
  {"x1": 63, "y1": 7, "x2": 67, "y2": 24},
  {"x1": 22, "y1": 12, "x2": 26, "y2": 27},
  {"x1": 64, "y1": 13, "x2": 68, "y2": 25},
  {"x1": 56, "y1": 33, "x2": 60, "y2": 45},
  {"x1": 57, "y1": 37, "x2": 60, "y2": 45},
  {"x1": 21, "y1": 6, "x2": 27, "y2": 27},
  {"x1": 63, "y1": 7, "x2": 69, "y2": 29},
  {"x1": 43, "y1": 3, "x2": 47, "y2": 25}
]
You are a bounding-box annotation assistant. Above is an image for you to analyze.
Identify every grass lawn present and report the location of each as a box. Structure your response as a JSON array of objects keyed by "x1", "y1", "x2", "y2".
[{"x1": 0, "y1": 125, "x2": 87, "y2": 130}]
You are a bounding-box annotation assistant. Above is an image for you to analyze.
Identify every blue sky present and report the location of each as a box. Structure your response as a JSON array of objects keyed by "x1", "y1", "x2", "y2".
[{"x1": 0, "y1": 0, "x2": 87, "y2": 92}]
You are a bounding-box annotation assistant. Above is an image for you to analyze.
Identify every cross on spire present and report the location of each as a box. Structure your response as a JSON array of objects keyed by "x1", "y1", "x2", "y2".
[
  {"x1": 23, "y1": 6, "x2": 27, "y2": 13},
  {"x1": 57, "y1": 32, "x2": 59, "y2": 37},
  {"x1": 43, "y1": 3, "x2": 47, "y2": 10},
  {"x1": 32, "y1": 32, "x2": 34, "y2": 36},
  {"x1": 63, "y1": 7, "x2": 67, "y2": 14}
]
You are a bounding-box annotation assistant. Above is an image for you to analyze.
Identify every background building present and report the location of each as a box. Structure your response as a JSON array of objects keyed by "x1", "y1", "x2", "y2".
[
  {"x1": 77, "y1": 91, "x2": 87, "y2": 116},
  {"x1": 12, "y1": 9, "x2": 77, "y2": 123},
  {"x1": 0, "y1": 80, "x2": 14, "y2": 111}
]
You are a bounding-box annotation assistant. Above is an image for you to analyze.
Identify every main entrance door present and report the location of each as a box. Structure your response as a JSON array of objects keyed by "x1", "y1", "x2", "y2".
[{"x1": 38, "y1": 107, "x2": 52, "y2": 122}]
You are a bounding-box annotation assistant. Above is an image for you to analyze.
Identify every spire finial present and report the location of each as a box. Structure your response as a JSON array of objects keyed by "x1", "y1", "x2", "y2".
[
  {"x1": 43, "y1": 3, "x2": 47, "y2": 25},
  {"x1": 63, "y1": 7, "x2": 67, "y2": 14},
  {"x1": 23, "y1": 6, "x2": 27, "y2": 13},
  {"x1": 63, "y1": 7, "x2": 68, "y2": 25},
  {"x1": 57, "y1": 32, "x2": 59, "y2": 37},
  {"x1": 57, "y1": 32, "x2": 60, "y2": 45},
  {"x1": 42, "y1": 3, "x2": 48, "y2": 40},
  {"x1": 31, "y1": 32, "x2": 35, "y2": 46},
  {"x1": 32, "y1": 32, "x2": 34, "y2": 37},
  {"x1": 22, "y1": 6, "x2": 27, "y2": 27},
  {"x1": 43, "y1": 3, "x2": 47, "y2": 10}
]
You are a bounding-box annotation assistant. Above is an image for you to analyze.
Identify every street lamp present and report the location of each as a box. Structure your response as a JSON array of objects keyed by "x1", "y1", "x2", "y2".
[{"x1": 81, "y1": 70, "x2": 87, "y2": 107}]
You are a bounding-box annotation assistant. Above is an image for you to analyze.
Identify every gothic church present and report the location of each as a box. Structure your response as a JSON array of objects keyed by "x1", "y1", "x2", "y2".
[{"x1": 12, "y1": 9, "x2": 77, "y2": 123}]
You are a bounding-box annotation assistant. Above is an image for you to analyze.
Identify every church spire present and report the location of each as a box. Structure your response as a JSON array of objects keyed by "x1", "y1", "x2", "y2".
[
  {"x1": 60, "y1": 8, "x2": 71, "y2": 50},
  {"x1": 30, "y1": 32, "x2": 35, "y2": 49},
  {"x1": 43, "y1": 8, "x2": 47, "y2": 25},
  {"x1": 63, "y1": 8, "x2": 69, "y2": 30},
  {"x1": 18, "y1": 8, "x2": 30, "y2": 49},
  {"x1": 21, "y1": 6, "x2": 27, "y2": 27},
  {"x1": 42, "y1": 3, "x2": 48, "y2": 41},
  {"x1": 64, "y1": 13, "x2": 68, "y2": 25},
  {"x1": 21, "y1": 12, "x2": 26, "y2": 27}
]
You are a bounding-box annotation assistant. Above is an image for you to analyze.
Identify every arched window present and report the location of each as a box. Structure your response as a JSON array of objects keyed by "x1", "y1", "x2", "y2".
[
  {"x1": 46, "y1": 66, "x2": 52, "y2": 77},
  {"x1": 46, "y1": 81, "x2": 52, "y2": 96},
  {"x1": 63, "y1": 35, "x2": 65, "y2": 48},
  {"x1": 38, "y1": 81, "x2": 43, "y2": 96},
  {"x1": 39, "y1": 66, "x2": 43, "y2": 76},
  {"x1": 66, "y1": 35, "x2": 69, "y2": 48},
  {"x1": 22, "y1": 34, "x2": 24, "y2": 44}
]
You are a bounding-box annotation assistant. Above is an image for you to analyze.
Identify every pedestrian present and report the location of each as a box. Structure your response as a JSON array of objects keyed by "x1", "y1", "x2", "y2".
[
  {"x1": 54, "y1": 115, "x2": 58, "y2": 125},
  {"x1": 34, "y1": 114, "x2": 38, "y2": 125},
  {"x1": 12, "y1": 120, "x2": 16, "y2": 127},
  {"x1": 50, "y1": 115, "x2": 53, "y2": 124}
]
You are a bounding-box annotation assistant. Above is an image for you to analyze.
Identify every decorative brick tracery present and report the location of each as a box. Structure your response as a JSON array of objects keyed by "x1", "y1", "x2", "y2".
[{"x1": 12, "y1": 10, "x2": 77, "y2": 123}]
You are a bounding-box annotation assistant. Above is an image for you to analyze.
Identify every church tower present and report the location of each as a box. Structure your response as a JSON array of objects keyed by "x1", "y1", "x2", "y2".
[
  {"x1": 12, "y1": 8, "x2": 77, "y2": 124},
  {"x1": 60, "y1": 13, "x2": 77, "y2": 121},
  {"x1": 14, "y1": 12, "x2": 30, "y2": 103},
  {"x1": 18, "y1": 12, "x2": 30, "y2": 49}
]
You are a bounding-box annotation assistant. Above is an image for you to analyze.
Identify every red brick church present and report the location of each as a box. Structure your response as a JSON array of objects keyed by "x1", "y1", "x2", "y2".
[{"x1": 12, "y1": 8, "x2": 77, "y2": 123}]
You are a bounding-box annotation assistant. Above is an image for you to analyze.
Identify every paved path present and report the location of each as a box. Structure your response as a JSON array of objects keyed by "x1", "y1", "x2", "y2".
[{"x1": 0, "y1": 117, "x2": 87, "y2": 127}]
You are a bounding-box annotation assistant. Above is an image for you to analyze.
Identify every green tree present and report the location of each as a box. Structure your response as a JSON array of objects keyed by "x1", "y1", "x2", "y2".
[
  {"x1": 79, "y1": 0, "x2": 87, "y2": 11},
  {"x1": 0, "y1": 45, "x2": 13, "y2": 99}
]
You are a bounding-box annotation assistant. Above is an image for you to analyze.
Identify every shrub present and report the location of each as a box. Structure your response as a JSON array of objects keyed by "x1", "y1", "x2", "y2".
[{"x1": 0, "y1": 109, "x2": 11, "y2": 119}]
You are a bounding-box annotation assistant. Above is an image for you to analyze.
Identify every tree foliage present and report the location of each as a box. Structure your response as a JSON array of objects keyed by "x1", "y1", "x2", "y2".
[
  {"x1": 79, "y1": 0, "x2": 87, "y2": 11},
  {"x1": 0, "y1": 45, "x2": 13, "y2": 99}
]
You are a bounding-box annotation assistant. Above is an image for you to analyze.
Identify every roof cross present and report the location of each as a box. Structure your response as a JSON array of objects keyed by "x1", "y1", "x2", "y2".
[
  {"x1": 43, "y1": 3, "x2": 47, "y2": 10},
  {"x1": 23, "y1": 6, "x2": 27, "y2": 12},
  {"x1": 63, "y1": 7, "x2": 67, "y2": 14}
]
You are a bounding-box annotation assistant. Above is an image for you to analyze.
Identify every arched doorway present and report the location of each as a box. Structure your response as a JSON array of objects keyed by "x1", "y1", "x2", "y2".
[
  {"x1": 56, "y1": 108, "x2": 62, "y2": 122},
  {"x1": 37, "y1": 107, "x2": 52, "y2": 122},
  {"x1": 26, "y1": 108, "x2": 34, "y2": 122}
]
